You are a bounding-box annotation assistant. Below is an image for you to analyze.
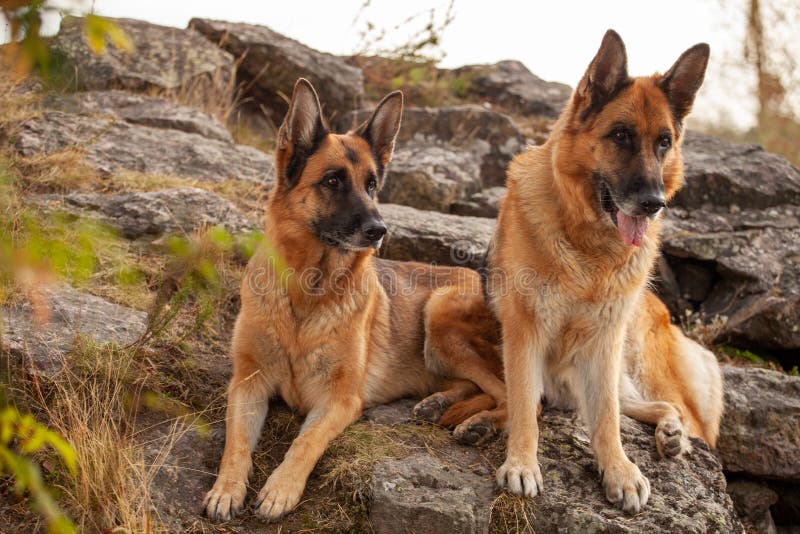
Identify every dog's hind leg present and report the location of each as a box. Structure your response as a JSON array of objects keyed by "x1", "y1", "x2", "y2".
[
  {"x1": 451, "y1": 401, "x2": 507, "y2": 446},
  {"x1": 423, "y1": 286, "x2": 506, "y2": 404},
  {"x1": 619, "y1": 381, "x2": 690, "y2": 458},
  {"x1": 414, "y1": 378, "x2": 479, "y2": 423}
]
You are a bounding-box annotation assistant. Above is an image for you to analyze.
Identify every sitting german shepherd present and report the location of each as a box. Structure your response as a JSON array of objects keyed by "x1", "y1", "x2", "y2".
[
  {"x1": 488, "y1": 30, "x2": 724, "y2": 513},
  {"x1": 203, "y1": 79, "x2": 506, "y2": 521}
]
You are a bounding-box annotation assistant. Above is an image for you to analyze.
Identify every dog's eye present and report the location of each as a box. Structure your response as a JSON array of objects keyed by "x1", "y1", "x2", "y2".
[
  {"x1": 366, "y1": 177, "x2": 377, "y2": 192},
  {"x1": 658, "y1": 135, "x2": 672, "y2": 150},
  {"x1": 323, "y1": 174, "x2": 340, "y2": 188},
  {"x1": 613, "y1": 130, "x2": 629, "y2": 144}
]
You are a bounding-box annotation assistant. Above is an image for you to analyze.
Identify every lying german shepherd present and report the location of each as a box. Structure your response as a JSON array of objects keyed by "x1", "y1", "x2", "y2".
[
  {"x1": 203, "y1": 79, "x2": 506, "y2": 521},
  {"x1": 488, "y1": 31, "x2": 724, "y2": 513}
]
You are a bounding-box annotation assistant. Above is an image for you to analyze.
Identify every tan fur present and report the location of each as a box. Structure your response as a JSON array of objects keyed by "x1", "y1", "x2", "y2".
[
  {"x1": 490, "y1": 32, "x2": 722, "y2": 513},
  {"x1": 203, "y1": 80, "x2": 504, "y2": 522}
]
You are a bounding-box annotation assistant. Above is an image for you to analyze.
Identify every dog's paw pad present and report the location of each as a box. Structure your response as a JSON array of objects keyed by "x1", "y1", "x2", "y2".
[
  {"x1": 656, "y1": 418, "x2": 689, "y2": 458},
  {"x1": 454, "y1": 419, "x2": 495, "y2": 446},
  {"x1": 413, "y1": 393, "x2": 451, "y2": 423}
]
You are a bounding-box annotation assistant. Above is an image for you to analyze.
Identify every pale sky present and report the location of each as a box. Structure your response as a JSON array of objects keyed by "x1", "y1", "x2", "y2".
[{"x1": 2, "y1": 1, "x2": 757, "y2": 129}]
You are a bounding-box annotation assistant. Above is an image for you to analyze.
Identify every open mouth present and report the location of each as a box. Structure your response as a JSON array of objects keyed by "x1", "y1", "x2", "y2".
[{"x1": 600, "y1": 182, "x2": 649, "y2": 247}]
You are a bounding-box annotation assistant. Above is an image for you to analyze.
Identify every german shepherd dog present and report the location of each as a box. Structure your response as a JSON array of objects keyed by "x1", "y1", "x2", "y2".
[
  {"x1": 488, "y1": 31, "x2": 724, "y2": 513},
  {"x1": 203, "y1": 79, "x2": 506, "y2": 521}
]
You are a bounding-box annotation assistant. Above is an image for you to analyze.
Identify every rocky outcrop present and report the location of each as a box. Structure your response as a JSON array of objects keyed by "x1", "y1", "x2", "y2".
[
  {"x1": 15, "y1": 111, "x2": 274, "y2": 183},
  {"x1": 381, "y1": 143, "x2": 483, "y2": 212},
  {"x1": 656, "y1": 133, "x2": 800, "y2": 354},
  {"x1": 33, "y1": 188, "x2": 258, "y2": 239},
  {"x1": 716, "y1": 366, "x2": 800, "y2": 480},
  {"x1": 727, "y1": 480, "x2": 779, "y2": 534},
  {"x1": 454, "y1": 60, "x2": 572, "y2": 118},
  {"x1": 340, "y1": 105, "x2": 526, "y2": 189},
  {"x1": 46, "y1": 90, "x2": 233, "y2": 142},
  {"x1": 1, "y1": 285, "x2": 147, "y2": 377},
  {"x1": 369, "y1": 402, "x2": 741, "y2": 533},
  {"x1": 190, "y1": 19, "x2": 364, "y2": 122},
  {"x1": 52, "y1": 17, "x2": 235, "y2": 106},
  {"x1": 379, "y1": 204, "x2": 494, "y2": 270},
  {"x1": 451, "y1": 186, "x2": 506, "y2": 218}
]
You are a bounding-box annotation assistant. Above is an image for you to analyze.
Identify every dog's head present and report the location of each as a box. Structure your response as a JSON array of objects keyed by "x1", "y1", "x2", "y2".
[
  {"x1": 272, "y1": 79, "x2": 403, "y2": 251},
  {"x1": 557, "y1": 30, "x2": 709, "y2": 246}
]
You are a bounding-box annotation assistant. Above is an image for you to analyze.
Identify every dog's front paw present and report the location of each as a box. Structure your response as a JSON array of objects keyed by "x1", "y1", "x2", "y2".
[
  {"x1": 203, "y1": 478, "x2": 247, "y2": 521},
  {"x1": 254, "y1": 468, "x2": 305, "y2": 521},
  {"x1": 656, "y1": 417, "x2": 690, "y2": 458},
  {"x1": 413, "y1": 392, "x2": 452, "y2": 423},
  {"x1": 496, "y1": 456, "x2": 544, "y2": 498},
  {"x1": 601, "y1": 459, "x2": 650, "y2": 514}
]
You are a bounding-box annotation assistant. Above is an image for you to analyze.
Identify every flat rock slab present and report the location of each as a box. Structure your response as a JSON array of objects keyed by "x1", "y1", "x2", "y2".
[
  {"x1": 371, "y1": 453, "x2": 494, "y2": 534},
  {"x1": 15, "y1": 111, "x2": 274, "y2": 184},
  {"x1": 52, "y1": 17, "x2": 235, "y2": 105},
  {"x1": 190, "y1": 18, "x2": 364, "y2": 121},
  {"x1": 454, "y1": 60, "x2": 572, "y2": 118},
  {"x1": 1, "y1": 285, "x2": 147, "y2": 377},
  {"x1": 46, "y1": 90, "x2": 233, "y2": 142},
  {"x1": 33, "y1": 188, "x2": 258, "y2": 239},
  {"x1": 678, "y1": 132, "x2": 800, "y2": 210},
  {"x1": 717, "y1": 366, "x2": 800, "y2": 480},
  {"x1": 379, "y1": 204, "x2": 494, "y2": 270}
]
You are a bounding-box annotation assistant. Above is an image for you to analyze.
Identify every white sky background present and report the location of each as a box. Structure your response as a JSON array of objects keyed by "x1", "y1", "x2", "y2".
[{"x1": 2, "y1": 0, "x2": 758, "y2": 129}]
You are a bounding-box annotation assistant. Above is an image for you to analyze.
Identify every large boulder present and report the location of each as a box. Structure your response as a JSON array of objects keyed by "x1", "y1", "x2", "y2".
[
  {"x1": 1, "y1": 285, "x2": 148, "y2": 377},
  {"x1": 340, "y1": 105, "x2": 526, "y2": 189},
  {"x1": 33, "y1": 188, "x2": 258, "y2": 239},
  {"x1": 655, "y1": 132, "x2": 800, "y2": 354},
  {"x1": 379, "y1": 204, "x2": 494, "y2": 270},
  {"x1": 46, "y1": 90, "x2": 233, "y2": 142},
  {"x1": 716, "y1": 366, "x2": 800, "y2": 480},
  {"x1": 381, "y1": 143, "x2": 483, "y2": 213},
  {"x1": 15, "y1": 110, "x2": 274, "y2": 184},
  {"x1": 451, "y1": 186, "x2": 506, "y2": 218},
  {"x1": 454, "y1": 60, "x2": 572, "y2": 118},
  {"x1": 52, "y1": 17, "x2": 235, "y2": 107},
  {"x1": 190, "y1": 19, "x2": 364, "y2": 122}
]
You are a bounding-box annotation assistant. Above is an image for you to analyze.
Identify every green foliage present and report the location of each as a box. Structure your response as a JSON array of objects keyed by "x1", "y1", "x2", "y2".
[
  {"x1": 718, "y1": 345, "x2": 767, "y2": 365},
  {"x1": 0, "y1": 407, "x2": 77, "y2": 533}
]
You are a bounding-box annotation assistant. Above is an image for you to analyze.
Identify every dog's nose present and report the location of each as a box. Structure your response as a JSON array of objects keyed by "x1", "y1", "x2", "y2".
[
  {"x1": 638, "y1": 194, "x2": 666, "y2": 216},
  {"x1": 363, "y1": 220, "x2": 387, "y2": 242}
]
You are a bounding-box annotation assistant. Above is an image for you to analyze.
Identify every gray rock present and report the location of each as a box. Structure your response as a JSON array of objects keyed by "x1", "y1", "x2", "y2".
[
  {"x1": 190, "y1": 18, "x2": 364, "y2": 122},
  {"x1": 677, "y1": 132, "x2": 800, "y2": 210},
  {"x1": 717, "y1": 366, "x2": 800, "y2": 480},
  {"x1": 379, "y1": 204, "x2": 494, "y2": 270},
  {"x1": 339, "y1": 105, "x2": 526, "y2": 188},
  {"x1": 371, "y1": 454, "x2": 493, "y2": 534},
  {"x1": 451, "y1": 186, "x2": 506, "y2": 218},
  {"x1": 46, "y1": 90, "x2": 233, "y2": 142},
  {"x1": 33, "y1": 188, "x2": 258, "y2": 239},
  {"x1": 1, "y1": 285, "x2": 147, "y2": 377},
  {"x1": 52, "y1": 17, "x2": 234, "y2": 106},
  {"x1": 15, "y1": 111, "x2": 274, "y2": 184},
  {"x1": 382, "y1": 143, "x2": 482, "y2": 213},
  {"x1": 661, "y1": 205, "x2": 800, "y2": 351},
  {"x1": 361, "y1": 398, "x2": 418, "y2": 425},
  {"x1": 727, "y1": 480, "x2": 778, "y2": 534},
  {"x1": 454, "y1": 60, "x2": 572, "y2": 118}
]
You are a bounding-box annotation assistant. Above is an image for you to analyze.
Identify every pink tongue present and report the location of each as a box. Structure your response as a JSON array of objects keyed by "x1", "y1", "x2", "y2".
[{"x1": 617, "y1": 212, "x2": 648, "y2": 246}]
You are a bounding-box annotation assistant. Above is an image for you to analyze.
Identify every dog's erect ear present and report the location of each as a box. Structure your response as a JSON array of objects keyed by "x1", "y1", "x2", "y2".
[
  {"x1": 576, "y1": 30, "x2": 629, "y2": 118},
  {"x1": 660, "y1": 43, "x2": 710, "y2": 123},
  {"x1": 278, "y1": 78, "x2": 328, "y2": 187},
  {"x1": 357, "y1": 91, "x2": 403, "y2": 177}
]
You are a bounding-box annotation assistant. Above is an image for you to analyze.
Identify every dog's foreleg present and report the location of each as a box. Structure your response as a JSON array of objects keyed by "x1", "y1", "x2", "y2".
[
  {"x1": 254, "y1": 394, "x2": 362, "y2": 521},
  {"x1": 574, "y1": 326, "x2": 650, "y2": 513},
  {"x1": 496, "y1": 318, "x2": 545, "y2": 497},
  {"x1": 204, "y1": 369, "x2": 271, "y2": 521}
]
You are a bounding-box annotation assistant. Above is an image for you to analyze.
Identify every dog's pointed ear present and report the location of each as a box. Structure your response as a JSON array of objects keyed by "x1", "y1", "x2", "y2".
[
  {"x1": 357, "y1": 91, "x2": 403, "y2": 177},
  {"x1": 576, "y1": 30, "x2": 629, "y2": 117},
  {"x1": 277, "y1": 79, "x2": 328, "y2": 187},
  {"x1": 660, "y1": 43, "x2": 710, "y2": 123}
]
